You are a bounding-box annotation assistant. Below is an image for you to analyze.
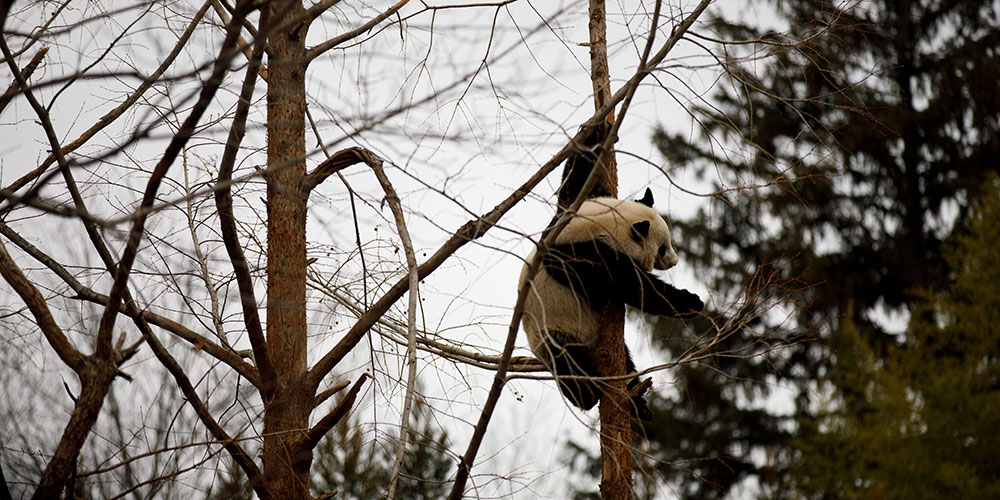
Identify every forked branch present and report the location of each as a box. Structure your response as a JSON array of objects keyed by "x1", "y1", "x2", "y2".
[{"x1": 306, "y1": 374, "x2": 370, "y2": 449}]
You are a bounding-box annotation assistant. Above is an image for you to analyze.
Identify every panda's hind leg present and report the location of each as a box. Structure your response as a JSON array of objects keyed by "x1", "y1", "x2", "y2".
[
  {"x1": 542, "y1": 333, "x2": 602, "y2": 411},
  {"x1": 542, "y1": 334, "x2": 654, "y2": 421}
]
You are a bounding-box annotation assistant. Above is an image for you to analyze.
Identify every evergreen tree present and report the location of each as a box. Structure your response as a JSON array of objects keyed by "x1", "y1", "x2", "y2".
[
  {"x1": 788, "y1": 174, "x2": 1000, "y2": 499},
  {"x1": 653, "y1": 0, "x2": 1000, "y2": 496}
]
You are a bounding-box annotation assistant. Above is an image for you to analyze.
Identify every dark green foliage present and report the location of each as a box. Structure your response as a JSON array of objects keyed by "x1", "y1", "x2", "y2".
[
  {"x1": 789, "y1": 175, "x2": 1000, "y2": 499},
  {"x1": 668, "y1": 0, "x2": 1000, "y2": 335}
]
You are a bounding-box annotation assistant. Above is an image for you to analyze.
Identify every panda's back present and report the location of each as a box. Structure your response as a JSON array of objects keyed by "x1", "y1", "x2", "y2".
[
  {"x1": 518, "y1": 197, "x2": 659, "y2": 355},
  {"x1": 518, "y1": 250, "x2": 600, "y2": 355}
]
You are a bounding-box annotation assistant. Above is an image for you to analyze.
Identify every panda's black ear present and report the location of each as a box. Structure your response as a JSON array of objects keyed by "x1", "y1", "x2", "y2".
[
  {"x1": 631, "y1": 220, "x2": 650, "y2": 242},
  {"x1": 636, "y1": 188, "x2": 654, "y2": 207}
]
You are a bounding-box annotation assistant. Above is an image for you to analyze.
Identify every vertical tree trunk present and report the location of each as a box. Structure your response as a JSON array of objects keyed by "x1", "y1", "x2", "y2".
[
  {"x1": 587, "y1": 0, "x2": 618, "y2": 194},
  {"x1": 587, "y1": 1, "x2": 633, "y2": 499},
  {"x1": 594, "y1": 302, "x2": 632, "y2": 500},
  {"x1": 263, "y1": 1, "x2": 313, "y2": 498}
]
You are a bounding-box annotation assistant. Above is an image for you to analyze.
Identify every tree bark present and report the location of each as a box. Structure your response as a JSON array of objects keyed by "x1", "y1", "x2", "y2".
[
  {"x1": 588, "y1": 1, "x2": 632, "y2": 499},
  {"x1": 594, "y1": 303, "x2": 632, "y2": 500},
  {"x1": 587, "y1": 0, "x2": 618, "y2": 196},
  {"x1": 263, "y1": 1, "x2": 313, "y2": 498},
  {"x1": 32, "y1": 365, "x2": 117, "y2": 500}
]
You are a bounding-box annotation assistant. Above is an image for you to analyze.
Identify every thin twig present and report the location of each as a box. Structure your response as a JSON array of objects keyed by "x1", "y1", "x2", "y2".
[
  {"x1": 366, "y1": 157, "x2": 422, "y2": 500},
  {"x1": 134, "y1": 301, "x2": 271, "y2": 499},
  {"x1": 0, "y1": 238, "x2": 84, "y2": 370},
  {"x1": 0, "y1": 0, "x2": 213, "y2": 212},
  {"x1": 183, "y1": 153, "x2": 232, "y2": 349},
  {"x1": 92, "y1": 0, "x2": 253, "y2": 364},
  {"x1": 308, "y1": 277, "x2": 546, "y2": 372},
  {"x1": 306, "y1": 0, "x2": 410, "y2": 61},
  {"x1": 0, "y1": 218, "x2": 263, "y2": 389},
  {"x1": 0, "y1": 46, "x2": 48, "y2": 114}
]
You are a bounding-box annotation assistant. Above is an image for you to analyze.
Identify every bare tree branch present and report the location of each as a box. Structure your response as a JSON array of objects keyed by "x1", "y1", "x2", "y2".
[
  {"x1": 306, "y1": 374, "x2": 369, "y2": 449},
  {"x1": 215, "y1": 3, "x2": 276, "y2": 401},
  {"x1": 0, "y1": 0, "x2": 67, "y2": 59},
  {"x1": 0, "y1": 219, "x2": 263, "y2": 389},
  {"x1": 303, "y1": 0, "x2": 345, "y2": 23},
  {"x1": 133, "y1": 307, "x2": 272, "y2": 500},
  {"x1": 0, "y1": 0, "x2": 213, "y2": 213},
  {"x1": 93, "y1": 0, "x2": 255, "y2": 361},
  {"x1": 306, "y1": 0, "x2": 410, "y2": 62},
  {"x1": 314, "y1": 379, "x2": 351, "y2": 407},
  {"x1": 301, "y1": 147, "x2": 380, "y2": 193},
  {"x1": 210, "y1": 0, "x2": 269, "y2": 79},
  {"x1": 370, "y1": 157, "x2": 421, "y2": 500},
  {"x1": 0, "y1": 237, "x2": 85, "y2": 371},
  {"x1": 308, "y1": 275, "x2": 547, "y2": 372},
  {"x1": 0, "y1": 46, "x2": 47, "y2": 114},
  {"x1": 0, "y1": 237, "x2": 124, "y2": 500}
]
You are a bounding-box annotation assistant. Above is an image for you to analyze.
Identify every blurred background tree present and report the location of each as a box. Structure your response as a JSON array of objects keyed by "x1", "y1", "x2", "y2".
[
  {"x1": 788, "y1": 174, "x2": 1000, "y2": 499},
  {"x1": 309, "y1": 394, "x2": 453, "y2": 500}
]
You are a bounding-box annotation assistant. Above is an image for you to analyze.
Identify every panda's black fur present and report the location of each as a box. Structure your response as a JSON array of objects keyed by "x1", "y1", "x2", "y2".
[
  {"x1": 556, "y1": 124, "x2": 615, "y2": 211},
  {"x1": 519, "y1": 188, "x2": 704, "y2": 420}
]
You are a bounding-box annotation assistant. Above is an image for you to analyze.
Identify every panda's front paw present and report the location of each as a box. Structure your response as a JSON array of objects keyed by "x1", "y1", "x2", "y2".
[
  {"x1": 672, "y1": 289, "x2": 703, "y2": 317},
  {"x1": 687, "y1": 292, "x2": 704, "y2": 313}
]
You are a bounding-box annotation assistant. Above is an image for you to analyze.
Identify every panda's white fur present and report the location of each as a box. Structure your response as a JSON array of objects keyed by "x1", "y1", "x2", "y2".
[{"x1": 519, "y1": 195, "x2": 677, "y2": 359}]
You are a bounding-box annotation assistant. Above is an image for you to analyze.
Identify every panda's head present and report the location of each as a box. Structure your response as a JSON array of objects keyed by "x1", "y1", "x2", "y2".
[{"x1": 558, "y1": 188, "x2": 679, "y2": 271}]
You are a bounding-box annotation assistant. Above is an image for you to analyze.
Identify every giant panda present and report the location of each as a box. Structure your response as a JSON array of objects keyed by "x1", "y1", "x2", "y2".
[{"x1": 519, "y1": 188, "x2": 703, "y2": 420}]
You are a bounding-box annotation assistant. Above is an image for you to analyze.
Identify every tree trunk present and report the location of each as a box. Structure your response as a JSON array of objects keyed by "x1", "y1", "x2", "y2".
[
  {"x1": 32, "y1": 363, "x2": 117, "y2": 500},
  {"x1": 588, "y1": 0, "x2": 632, "y2": 499},
  {"x1": 594, "y1": 301, "x2": 632, "y2": 500},
  {"x1": 263, "y1": 1, "x2": 313, "y2": 498},
  {"x1": 587, "y1": 0, "x2": 618, "y2": 192}
]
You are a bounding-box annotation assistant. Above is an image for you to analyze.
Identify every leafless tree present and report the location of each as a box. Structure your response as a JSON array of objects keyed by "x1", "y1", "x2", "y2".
[{"x1": 0, "y1": 0, "x2": 849, "y2": 498}]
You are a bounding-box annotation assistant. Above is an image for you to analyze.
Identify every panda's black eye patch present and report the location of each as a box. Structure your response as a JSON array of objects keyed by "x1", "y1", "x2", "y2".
[{"x1": 630, "y1": 220, "x2": 651, "y2": 242}]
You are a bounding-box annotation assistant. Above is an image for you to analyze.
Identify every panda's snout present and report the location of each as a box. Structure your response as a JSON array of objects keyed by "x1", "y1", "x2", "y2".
[{"x1": 654, "y1": 250, "x2": 678, "y2": 270}]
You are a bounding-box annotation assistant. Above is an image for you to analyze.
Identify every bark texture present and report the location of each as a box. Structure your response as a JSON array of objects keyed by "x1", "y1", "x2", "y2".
[
  {"x1": 588, "y1": 0, "x2": 633, "y2": 498},
  {"x1": 263, "y1": 1, "x2": 314, "y2": 497}
]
